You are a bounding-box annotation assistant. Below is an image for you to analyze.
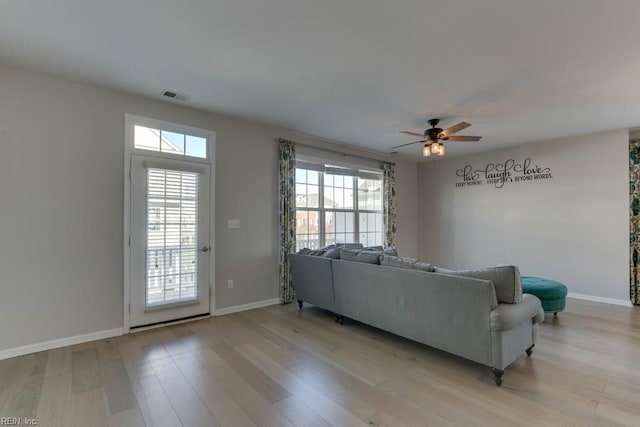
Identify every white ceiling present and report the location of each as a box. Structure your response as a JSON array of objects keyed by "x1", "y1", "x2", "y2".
[{"x1": 2, "y1": 0, "x2": 640, "y2": 160}]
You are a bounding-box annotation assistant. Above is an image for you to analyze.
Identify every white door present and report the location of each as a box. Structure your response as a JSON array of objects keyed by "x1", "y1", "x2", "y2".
[{"x1": 130, "y1": 155, "x2": 210, "y2": 327}]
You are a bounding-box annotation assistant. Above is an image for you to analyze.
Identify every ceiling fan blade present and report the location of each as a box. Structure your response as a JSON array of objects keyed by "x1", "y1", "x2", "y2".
[
  {"x1": 400, "y1": 131, "x2": 425, "y2": 137},
  {"x1": 440, "y1": 122, "x2": 471, "y2": 137},
  {"x1": 447, "y1": 135, "x2": 482, "y2": 142},
  {"x1": 390, "y1": 140, "x2": 426, "y2": 150}
]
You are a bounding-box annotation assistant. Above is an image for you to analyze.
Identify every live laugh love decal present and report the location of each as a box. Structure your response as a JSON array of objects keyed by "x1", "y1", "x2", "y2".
[{"x1": 455, "y1": 157, "x2": 553, "y2": 189}]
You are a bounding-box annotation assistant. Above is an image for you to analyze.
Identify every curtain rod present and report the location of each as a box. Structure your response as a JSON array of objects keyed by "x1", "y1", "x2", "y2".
[{"x1": 279, "y1": 138, "x2": 395, "y2": 166}]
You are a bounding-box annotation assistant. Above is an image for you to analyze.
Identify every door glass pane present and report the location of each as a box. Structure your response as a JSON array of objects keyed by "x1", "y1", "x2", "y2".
[{"x1": 146, "y1": 168, "x2": 199, "y2": 306}]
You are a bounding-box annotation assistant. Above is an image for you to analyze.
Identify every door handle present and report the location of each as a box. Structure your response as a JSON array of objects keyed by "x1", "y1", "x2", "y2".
[{"x1": 199, "y1": 246, "x2": 211, "y2": 253}]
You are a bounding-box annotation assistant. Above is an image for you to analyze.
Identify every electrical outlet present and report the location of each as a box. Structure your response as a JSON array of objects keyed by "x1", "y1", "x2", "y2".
[
  {"x1": 227, "y1": 279, "x2": 234, "y2": 289},
  {"x1": 228, "y1": 219, "x2": 240, "y2": 229}
]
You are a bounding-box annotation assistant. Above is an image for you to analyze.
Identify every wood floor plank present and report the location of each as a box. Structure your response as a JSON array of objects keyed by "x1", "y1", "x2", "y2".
[
  {"x1": 263, "y1": 320, "x2": 387, "y2": 386},
  {"x1": 107, "y1": 406, "x2": 146, "y2": 427},
  {"x1": 189, "y1": 347, "x2": 295, "y2": 427},
  {"x1": 274, "y1": 396, "x2": 333, "y2": 427},
  {"x1": 210, "y1": 340, "x2": 291, "y2": 403},
  {"x1": 236, "y1": 342, "x2": 369, "y2": 426},
  {"x1": 72, "y1": 348, "x2": 101, "y2": 393},
  {"x1": 71, "y1": 388, "x2": 107, "y2": 427},
  {"x1": 171, "y1": 352, "x2": 256, "y2": 427},
  {"x1": 96, "y1": 339, "x2": 122, "y2": 363},
  {"x1": 45, "y1": 347, "x2": 72, "y2": 378},
  {"x1": 1, "y1": 352, "x2": 48, "y2": 418},
  {"x1": 131, "y1": 374, "x2": 182, "y2": 427},
  {"x1": 150, "y1": 354, "x2": 220, "y2": 427},
  {"x1": 0, "y1": 356, "x2": 21, "y2": 385},
  {"x1": 100, "y1": 358, "x2": 138, "y2": 415},
  {"x1": 35, "y1": 372, "x2": 72, "y2": 427}
]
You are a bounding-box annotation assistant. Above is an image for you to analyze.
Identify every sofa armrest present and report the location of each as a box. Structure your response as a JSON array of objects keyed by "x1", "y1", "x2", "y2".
[{"x1": 490, "y1": 294, "x2": 544, "y2": 331}]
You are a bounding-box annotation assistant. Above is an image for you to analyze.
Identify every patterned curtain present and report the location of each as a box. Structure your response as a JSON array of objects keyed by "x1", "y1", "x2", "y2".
[
  {"x1": 278, "y1": 139, "x2": 296, "y2": 304},
  {"x1": 630, "y1": 139, "x2": 640, "y2": 305},
  {"x1": 382, "y1": 162, "x2": 397, "y2": 248}
]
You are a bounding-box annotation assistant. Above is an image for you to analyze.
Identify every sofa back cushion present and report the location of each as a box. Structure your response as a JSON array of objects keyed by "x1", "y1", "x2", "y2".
[
  {"x1": 324, "y1": 243, "x2": 364, "y2": 259},
  {"x1": 340, "y1": 248, "x2": 382, "y2": 264},
  {"x1": 380, "y1": 255, "x2": 418, "y2": 269},
  {"x1": 434, "y1": 265, "x2": 522, "y2": 304},
  {"x1": 380, "y1": 255, "x2": 435, "y2": 272}
]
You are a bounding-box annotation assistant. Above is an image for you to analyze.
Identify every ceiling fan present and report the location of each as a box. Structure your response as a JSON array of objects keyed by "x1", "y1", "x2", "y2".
[{"x1": 392, "y1": 118, "x2": 482, "y2": 157}]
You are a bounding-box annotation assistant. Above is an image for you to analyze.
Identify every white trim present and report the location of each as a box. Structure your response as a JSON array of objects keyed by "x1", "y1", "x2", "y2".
[
  {"x1": 123, "y1": 113, "x2": 216, "y2": 333},
  {"x1": 0, "y1": 328, "x2": 123, "y2": 361},
  {"x1": 130, "y1": 313, "x2": 211, "y2": 333},
  {"x1": 567, "y1": 293, "x2": 633, "y2": 307},
  {"x1": 215, "y1": 298, "x2": 281, "y2": 316}
]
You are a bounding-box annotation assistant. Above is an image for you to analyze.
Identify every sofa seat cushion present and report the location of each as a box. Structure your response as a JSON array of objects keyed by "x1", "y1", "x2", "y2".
[
  {"x1": 435, "y1": 265, "x2": 522, "y2": 304},
  {"x1": 491, "y1": 294, "x2": 544, "y2": 331}
]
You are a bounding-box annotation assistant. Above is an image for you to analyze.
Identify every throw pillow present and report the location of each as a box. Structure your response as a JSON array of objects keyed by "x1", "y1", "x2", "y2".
[
  {"x1": 380, "y1": 255, "x2": 418, "y2": 269},
  {"x1": 324, "y1": 243, "x2": 364, "y2": 258},
  {"x1": 415, "y1": 262, "x2": 435, "y2": 272},
  {"x1": 339, "y1": 248, "x2": 382, "y2": 264},
  {"x1": 365, "y1": 246, "x2": 384, "y2": 251},
  {"x1": 435, "y1": 265, "x2": 522, "y2": 304}
]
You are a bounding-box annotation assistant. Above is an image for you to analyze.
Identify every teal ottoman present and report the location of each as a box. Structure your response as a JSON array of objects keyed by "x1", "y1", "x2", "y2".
[{"x1": 521, "y1": 276, "x2": 567, "y2": 315}]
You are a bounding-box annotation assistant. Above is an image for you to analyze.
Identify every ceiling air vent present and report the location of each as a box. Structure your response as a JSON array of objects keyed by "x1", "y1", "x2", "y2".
[{"x1": 162, "y1": 90, "x2": 189, "y2": 102}]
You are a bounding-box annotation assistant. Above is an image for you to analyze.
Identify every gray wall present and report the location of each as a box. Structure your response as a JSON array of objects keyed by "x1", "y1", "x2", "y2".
[
  {"x1": 418, "y1": 129, "x2": 629, "y2": 301},
  {"x1": 0, "y1": 65, "x2": 418, "y2": 351}
]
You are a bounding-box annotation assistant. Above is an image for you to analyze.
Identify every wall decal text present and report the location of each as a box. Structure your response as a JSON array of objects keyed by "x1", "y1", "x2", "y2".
[{"x1": 455, "y1": 157, "x2": 553, "y2": 189}]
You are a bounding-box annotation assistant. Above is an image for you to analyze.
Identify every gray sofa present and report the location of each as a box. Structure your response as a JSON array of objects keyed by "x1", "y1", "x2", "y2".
[{"x1": 289, "y1": 253, "x2": 544, "y2": 386}]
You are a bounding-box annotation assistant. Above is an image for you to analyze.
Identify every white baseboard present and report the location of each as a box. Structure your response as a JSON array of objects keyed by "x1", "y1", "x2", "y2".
[
  {"x1": 0, "y1": 328, "x2": 124, "y2": 361},
  {"x1": 567, "y1": 292, "x2": 633, "y2": 307},
  {"x1": 215, "y1": 298, "x2": 280, "y2": 316}
]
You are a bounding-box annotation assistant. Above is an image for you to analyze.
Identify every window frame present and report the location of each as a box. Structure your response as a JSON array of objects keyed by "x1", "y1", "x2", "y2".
[
  {"x1": 295, "y1": 160, "x2": 384, "y2": 250},
  {"x1": 126, "y1": 114, "x2": 211, "y2": 164}
]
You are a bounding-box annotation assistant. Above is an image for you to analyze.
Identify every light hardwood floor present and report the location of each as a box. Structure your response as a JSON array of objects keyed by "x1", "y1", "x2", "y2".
[{"x1": 1, "y1": 298, "x2": 639, "y2": 426}]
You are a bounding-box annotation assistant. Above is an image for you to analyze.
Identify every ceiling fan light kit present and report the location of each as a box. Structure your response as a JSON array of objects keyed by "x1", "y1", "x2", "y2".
[{"x1": 394, "y1": 118, "x2": 481, "y2": 158}]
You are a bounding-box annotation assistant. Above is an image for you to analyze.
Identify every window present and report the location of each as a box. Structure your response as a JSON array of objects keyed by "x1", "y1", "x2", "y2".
[
  {"x1": 295, "y1": 161, "x2": 384, "y2": 251},
  {"x1": 134, "y1": 125, "x2": 207, "y2": 158}
]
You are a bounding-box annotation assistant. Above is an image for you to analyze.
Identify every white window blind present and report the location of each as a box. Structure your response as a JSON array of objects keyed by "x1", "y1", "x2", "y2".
[{"x1": 146, "y1": 168, "x2": 199, "y2": 306}]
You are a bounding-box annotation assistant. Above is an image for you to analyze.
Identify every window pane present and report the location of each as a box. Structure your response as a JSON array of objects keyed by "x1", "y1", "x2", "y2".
[
  {"x1": 296, "y1": 210, "x2": 310, "y2": 235},
  {"x1": 296, "y1": 168, "x2": 306, "y2": 184},
  {"x1": 358, "y1": 178, "x2": 383, "y2": 211},
  {"x1": 185, "y1": 135, "x2": 207, "y2": 158},
  {"x1": 134, "y1": 125, "x2": 160, "y2": 151},
  {"x1": 324, "y1": 188, "x2": 335, "y2": 208},
  {"x1": 307, "y1": 185, "x2": 319, "y2": 208},
  {"x1": 307, "y1": 170, "x2": 319, "y2": 185},
  {"x1": 161, "y1": 131, "x2": 185, "y2": 155}
]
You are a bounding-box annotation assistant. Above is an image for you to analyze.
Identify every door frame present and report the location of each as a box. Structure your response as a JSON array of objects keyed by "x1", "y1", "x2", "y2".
[{"x1": 123, "y1": 113, "x2": 216, "y2": 333}]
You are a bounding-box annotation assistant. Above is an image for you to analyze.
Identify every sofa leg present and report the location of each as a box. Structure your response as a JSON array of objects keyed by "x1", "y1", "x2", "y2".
[
  {"x1": 554, "y1": 312, "x2": 558, "y2": 317},
  {"x1": 491, "y1": 368, "x2": 504, "y2": 386},
  {"x1": 526, "y1": 344, "x2": 535, "y2": 357},
  {"x1": 297, "y1": 300, "x2": 303, "y2": 310},
  {"x1": 334, "y1": 315, "x2": 344, "y2": 325}
]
